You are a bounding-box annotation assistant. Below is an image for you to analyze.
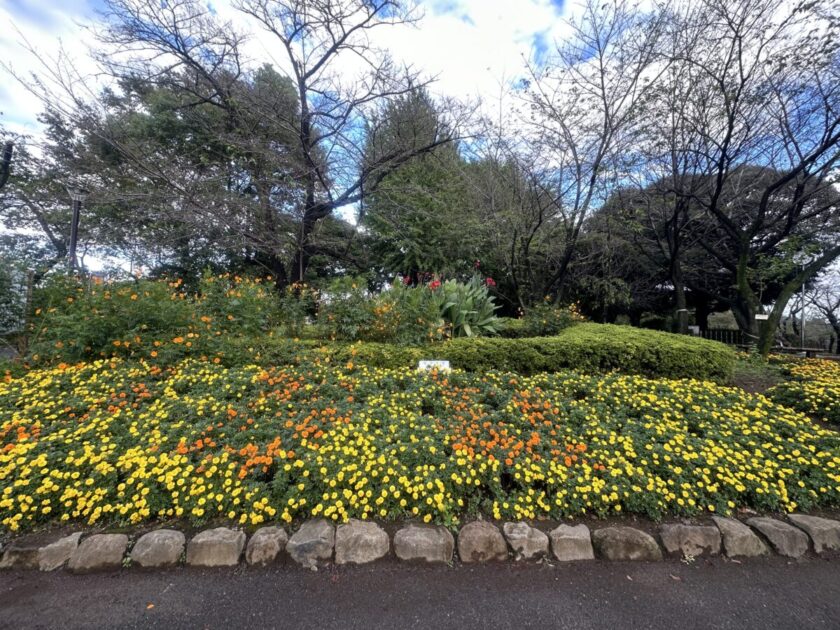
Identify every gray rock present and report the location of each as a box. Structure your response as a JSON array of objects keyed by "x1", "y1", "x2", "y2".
[
  {"x1": 711, "y1": 517, "x2": 769, "y2": 558},
  {"x1": 286, "y1": 519, "x2": 335, "y2": 568},
  {"x1": 549, "y1": 524, "x2": 594, "y2": 561},
  {"x1": 592, "y1": 527, "x2": 662, "y2": 561},
  {"x1": 246, "y1": 526, "x2": 288, "y2": 565},
  {"x1": 393, "y1": 525, "x2": 454, "y2": 563},
  {"x1": 660, "y1": 524, "x2": 721, "y2": 557},
  {"x1": 747, "y1": 517, "x2": 809, "y2": 558},
  {"x1": 186, "y1": 528, "x2": 246, "y2": 567},
  {"x1": 458, "y1": 521, "x2": 508, "y2": 563},
  {"x1": 503, "y1": 522, "x2": 549, "y2": 560},
  {"x1": 787, "y1": 514, "x2": 840, "y2": 554},
  {"x1": 38, "y1": 532, "x2": 83, "y2": 571},
  {"x1": 0, "y1": 541, "x2": 41, "y2": 570},
  {"x1": 335, "y1": 520, "x2": 389, "y2": 565},
  {"x1": 68, "y1": 534, "x2": 128, "y2": 573},
  {"x1": 130, "y1": 529, "x2": 185, "y2": 568}
]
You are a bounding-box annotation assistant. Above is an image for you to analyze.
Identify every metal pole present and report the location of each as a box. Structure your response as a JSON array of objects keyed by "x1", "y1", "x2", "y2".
[
  {"x1": 800, "y1": 264, "x2": 805, "y2": 348},
  {"x1": 68, "y1": 197, "x2": 81, "y2": 272}
]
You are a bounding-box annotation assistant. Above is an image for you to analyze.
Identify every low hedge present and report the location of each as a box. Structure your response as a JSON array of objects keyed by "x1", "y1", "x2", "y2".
[{"x1": 244, "y1": 323, "x2": 735, "y2": 382}]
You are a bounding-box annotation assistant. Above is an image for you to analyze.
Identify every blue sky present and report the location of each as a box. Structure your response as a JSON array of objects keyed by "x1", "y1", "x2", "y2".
[
  {"x1": 6, "y1": 0, "x2": 106, "y2": 27},
  {"x1": 1, "y1": 0, "x2": 571, "y2": 132}
]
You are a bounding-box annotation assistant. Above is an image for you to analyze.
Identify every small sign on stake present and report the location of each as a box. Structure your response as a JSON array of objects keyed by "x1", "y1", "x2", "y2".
[
  {"x1": 754, "y1": 314, "x2": 769, "y2": 321},
  {"x1": 418, "y1": 360, "x2": 451, "y2": 372}
]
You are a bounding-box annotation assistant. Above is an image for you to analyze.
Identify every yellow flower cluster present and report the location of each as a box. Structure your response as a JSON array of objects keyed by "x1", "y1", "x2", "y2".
[
  {"x1": 768, "y1": 357, "x2": 839, "y2": 424},
  {"x1": 1, "y1": 359, "x2": 838, "y2": 532}
]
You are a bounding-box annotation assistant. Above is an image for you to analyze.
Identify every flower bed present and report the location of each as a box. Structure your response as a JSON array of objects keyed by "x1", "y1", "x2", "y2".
[
  {"x1": 767, "y1": 358, "x2": 840, "y2": 424},
  {"x1": 1, "y1": 359, "x2": 838, "y2": 533}
]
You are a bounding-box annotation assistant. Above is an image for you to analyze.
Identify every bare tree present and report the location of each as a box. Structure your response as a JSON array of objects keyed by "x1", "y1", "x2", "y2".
[
  {"x1": 519, "y1": 0, "x2": 672, "y2": 301},
  {"x1": 664, "y1": 0, "x2": 840, "y2": 354},
  {"x1": 809, "y1": 272, "x2": 840, "y2": 351},
  {"x1": 235, "y1": 0, "x2": 470, "y2": 284}
]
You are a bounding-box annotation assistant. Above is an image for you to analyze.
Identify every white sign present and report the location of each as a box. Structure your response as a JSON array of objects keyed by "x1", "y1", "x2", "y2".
[
  {"x1": 418, "y1": 360, "x2": 451, "y2": 372},
  {"x1": 755, "y1": 314, "x2": 770, "y2": 321}
]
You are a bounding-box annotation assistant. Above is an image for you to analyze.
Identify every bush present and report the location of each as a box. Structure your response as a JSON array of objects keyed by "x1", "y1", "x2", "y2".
[
  {"x1": 195, "y1": 273, "x2": 280, "y2": 336},
  {"x1": 365, "y1": 280, "x2": 446, "y2": 345},
  {"x1": 316, "y1": 276, "x2": 375, "y2": 341},
  {"x1": 26, "y1": 273, "x2": 284, "y2": 365},
  {"x1": 19, "y1": 273, "x2": 735, "y2": 382},
  {"x1": 499, "y1": 302, "x2": 583, "y2": 338},
  {"x1": 28, "y1": 274, "x2": 193, "y2": 363},
  {"x1": 277, "y1": 282, "x2": 320, "y2": 338},
  {"x1": 316, "y1": 276, "x2": 500, "y2": 344},
  {"x1": 324, "y1": 323, "x2": 736, "y2": 381}
]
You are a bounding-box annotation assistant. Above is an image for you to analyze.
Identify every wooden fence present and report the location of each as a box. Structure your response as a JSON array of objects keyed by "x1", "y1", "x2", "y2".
[{"x1": 700, "y1": 328, "x2": 746, "y2": 346}]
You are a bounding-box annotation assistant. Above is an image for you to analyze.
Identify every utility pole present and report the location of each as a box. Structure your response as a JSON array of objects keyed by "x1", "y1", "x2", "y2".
[
  {"x1": 800, "y1": 263, "x2": 806, "y2": 348},
  {"x1": 66, "y1": 186, "x2": 87, "y2": 273}
]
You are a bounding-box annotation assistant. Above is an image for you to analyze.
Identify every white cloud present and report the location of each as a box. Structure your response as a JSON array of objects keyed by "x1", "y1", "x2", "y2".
[{"x1": 0, "y1": 0, "x2": 580, "y2": 134}]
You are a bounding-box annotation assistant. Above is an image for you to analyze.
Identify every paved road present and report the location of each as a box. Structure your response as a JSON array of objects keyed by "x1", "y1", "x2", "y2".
[{"x1": 1, "y1": 557, "x2": 839, "y2": 629}]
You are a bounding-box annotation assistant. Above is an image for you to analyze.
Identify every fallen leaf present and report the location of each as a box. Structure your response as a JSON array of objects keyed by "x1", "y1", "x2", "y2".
[
  {"x1": 146, "y1": 604, "x2": 155, "y2": 610},
  {"x1": 626, "y1": 575, "x2": 633, "y2": 581},
  {"x1": 669, "y1": 574, "x2": 682, "y2": 581}
]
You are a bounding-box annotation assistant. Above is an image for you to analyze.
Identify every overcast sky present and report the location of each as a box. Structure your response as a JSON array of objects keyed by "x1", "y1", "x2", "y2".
[{"x1": 1, "y1": 0, "x2": 572, "y2": 134}]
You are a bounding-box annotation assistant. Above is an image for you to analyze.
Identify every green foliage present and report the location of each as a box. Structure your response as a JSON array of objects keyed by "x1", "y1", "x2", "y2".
[
  {"x1": 28, "y1": 274, "x2": 193, "y2": 363},
  {"x1": 19, "y1": 272, "x2": 734, "y2": 383},
  {"x1": 316, "y1": 275, "x2": 499, "y2": 343},
  {"x1": 432, "y1": 276, "x2": 502, "y2": 337},
  {"x1": 277, "y1": 282, "x2": 320, "y2": 338},
  {"x1": 196, "y1": 273, "x2": 280, "y2": 336},
  {"x1": 25, "y1": 273, "x2": 284, "y2": 365},
  {"x1": 363, "y1": 89, "x2": 474, "y2": 279},
  {"x1": 366, "y1": 280, "x2": 446, "y2": 345},
  {"x1": 0, "y1": 260, "x2": 26, "y2": 337},
  {"x1": 316, "y1": 276, "x2": 376, "y2": 341},
  {"x1": 325, "y1": 323, "x2": 736, "y2": 381},
  {"x1": 499, "y1": 301, "x2": 581, "y2": 338}
]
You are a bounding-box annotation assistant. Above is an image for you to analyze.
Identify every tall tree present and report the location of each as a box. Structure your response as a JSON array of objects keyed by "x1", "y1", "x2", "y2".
[
  {"x1": 236, "y1": 0, "x2": 466, "y2": 284},
  {"x1": 520, "y1": 0, "x2": 671, "y2": 301},
  {"x1": 664, "y1": 0, "x2": 840, "y2": 353},
  {"x1": 12, "y1": 0, "x2": 466, "y2": 286},
  {"x1": 362, "y1": 88, "x2": 470, "y2": 282}
]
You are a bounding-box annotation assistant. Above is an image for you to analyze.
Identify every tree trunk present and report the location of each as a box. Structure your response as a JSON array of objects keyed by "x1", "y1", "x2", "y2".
[
  {"x1": 672, "y1": 264, "x2": 688, "y2": 334},
  {"x1": 0, "y1": 141, "x2": 12, "y2": 190},
  {"x1": 732, "y1": 249, "x2": 762, "y2": 347},
  {"x1": 694, "y1": 296, "x2": 710, "y2": 333}
]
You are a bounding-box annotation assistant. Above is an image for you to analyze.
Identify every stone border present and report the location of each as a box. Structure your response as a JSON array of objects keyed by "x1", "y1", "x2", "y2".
[{"x1": 2, "y1": 514, "x2": 838, "y2": 573}]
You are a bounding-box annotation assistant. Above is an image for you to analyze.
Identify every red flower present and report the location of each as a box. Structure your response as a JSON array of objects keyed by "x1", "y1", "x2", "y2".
[
  {"x1": 402, "y1": 276, "x2": 411, "y2": 285},
  {"x1": 429, "y1": 279, "x2": 441, "y2": 290},
  {"x1": 485, "y1": 277, "x2": 496, "y2": 288}
]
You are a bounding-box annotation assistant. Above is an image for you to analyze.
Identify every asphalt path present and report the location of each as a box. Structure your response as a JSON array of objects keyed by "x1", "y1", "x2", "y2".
[{"x1": 1, "y1": 556, "x2": 839, "y2": 629}]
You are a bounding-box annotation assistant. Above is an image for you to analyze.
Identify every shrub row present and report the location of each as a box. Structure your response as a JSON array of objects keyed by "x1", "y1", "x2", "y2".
[{"x1": 243, "y1": 323, "x2": 735, "y2": 382}]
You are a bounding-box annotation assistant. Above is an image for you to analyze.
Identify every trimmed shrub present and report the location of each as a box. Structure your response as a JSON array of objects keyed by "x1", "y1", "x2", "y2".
[{"x1": 315, "y1": 323, "x2": 736, "y2": 381}]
